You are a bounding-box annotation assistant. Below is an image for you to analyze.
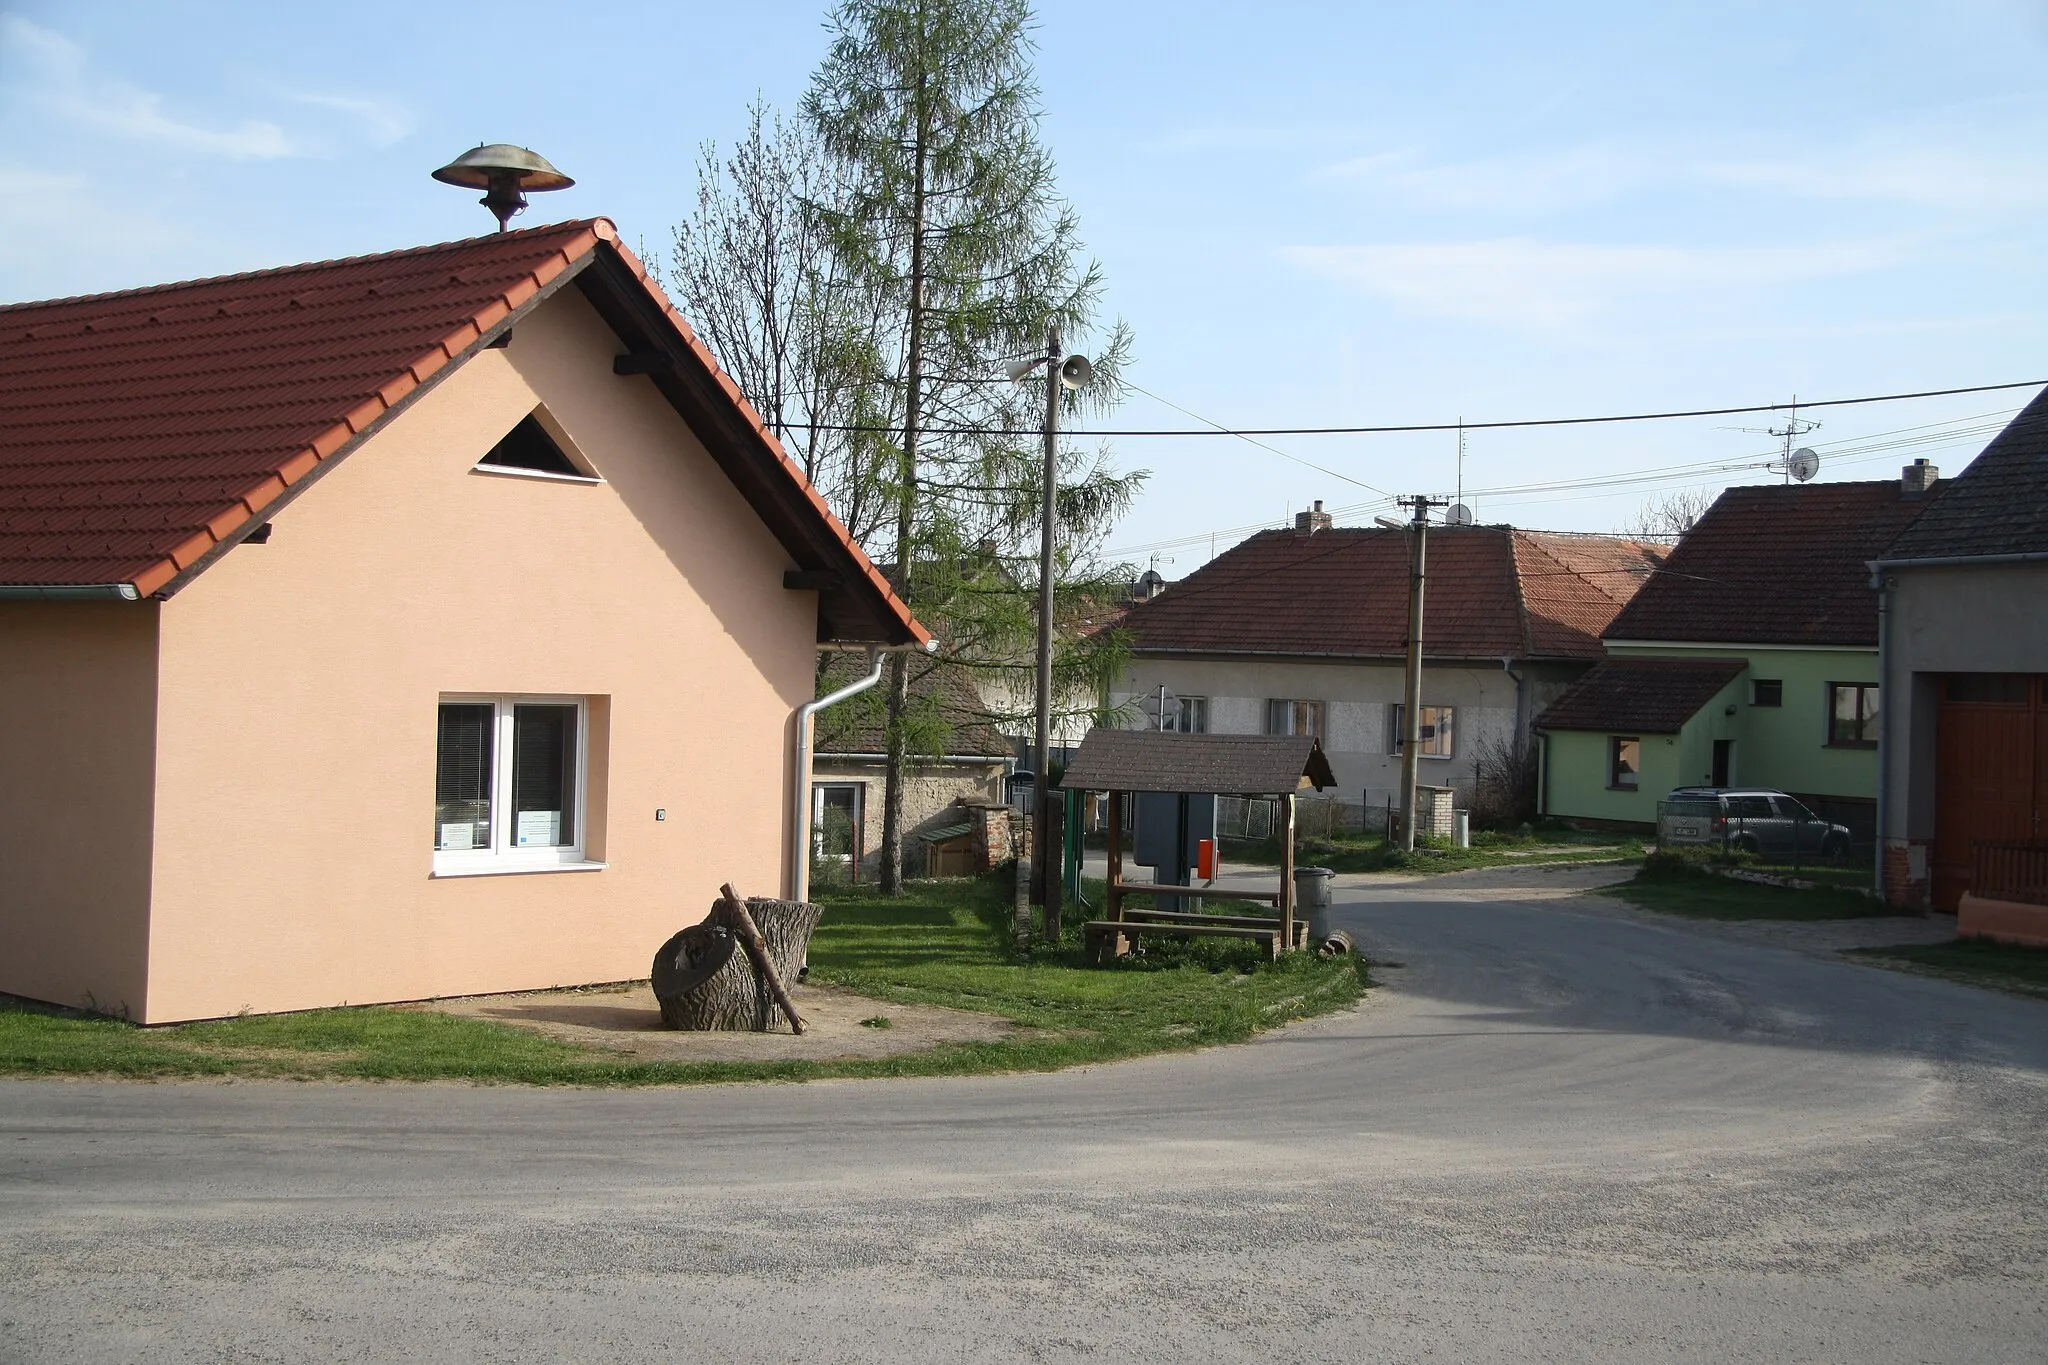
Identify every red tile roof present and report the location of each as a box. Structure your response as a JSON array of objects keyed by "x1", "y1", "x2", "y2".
[
  {"x1": 1115, "y1": 525, "x2": 1665, "y2": 661},
  {"x1": 0, "y1": 218, "x2": 926, "y2": 644},
  {"x1": 1602, "y1": 481, "x2": 1928, "y2": 648},
  {"x1": 1534, "y1": 657, "x2": 1748, "y2": 734}
]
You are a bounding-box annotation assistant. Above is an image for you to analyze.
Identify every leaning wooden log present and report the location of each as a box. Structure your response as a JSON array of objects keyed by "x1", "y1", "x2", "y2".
[
  {"x1": 651, "y1": 889, "x2": 823, "y2": 1032},
  {"x1": 719, "y1": 882, "x2": 807, "y2": 1035}
]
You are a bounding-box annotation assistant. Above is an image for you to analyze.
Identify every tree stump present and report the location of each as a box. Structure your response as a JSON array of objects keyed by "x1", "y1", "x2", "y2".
[{"x1": 652, "y1": 895, "x2": 824, "y2": 1032}]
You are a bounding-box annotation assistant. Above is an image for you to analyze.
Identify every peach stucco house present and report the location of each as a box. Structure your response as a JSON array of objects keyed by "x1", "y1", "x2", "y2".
[{"x1": 0, "y1": 218, "x2": 926, "y2": 1024}]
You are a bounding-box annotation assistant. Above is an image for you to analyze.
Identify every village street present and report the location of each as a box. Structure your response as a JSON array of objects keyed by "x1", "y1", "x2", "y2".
[{"x1": 3, "y1": 867, "x2": 2044, "y2": 1364}]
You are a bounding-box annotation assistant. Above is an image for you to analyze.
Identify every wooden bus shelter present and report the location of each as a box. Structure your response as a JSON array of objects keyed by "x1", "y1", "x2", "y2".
[{"x1": 1059, "y1": 730, "x2": 1337, "y2": 961}]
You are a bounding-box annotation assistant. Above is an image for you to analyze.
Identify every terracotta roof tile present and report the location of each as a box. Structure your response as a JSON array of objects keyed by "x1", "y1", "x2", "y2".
[
  {"x1": 1535, "y1": 657, "x2": 1748, "y2": 733},
  {"x1": 1116, "y1": 525, "x2": 1664, "y2": 661},
  {"x1": 0, "y1": 219, "x2": 927, "y2": 644},
  {"x1": 1603, "y1": 481, "x2": 1929, "y2": 647}
]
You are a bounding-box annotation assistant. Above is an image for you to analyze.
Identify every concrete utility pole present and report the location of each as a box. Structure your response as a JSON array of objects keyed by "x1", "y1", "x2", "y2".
[
  {"x1": 1396, "y1": 494, "x2": 1445, "y2": 852},
  {"x1": 1031, "y1": 322, "x2": 1062, "y2": 935}
]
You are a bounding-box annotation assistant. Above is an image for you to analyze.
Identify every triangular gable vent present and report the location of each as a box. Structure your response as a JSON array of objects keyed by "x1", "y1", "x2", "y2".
[{"x1": 475, "y1": 411, "x2": 596, "y2": 480}]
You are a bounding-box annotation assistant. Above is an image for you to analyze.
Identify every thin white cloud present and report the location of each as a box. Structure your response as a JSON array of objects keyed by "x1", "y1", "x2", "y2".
[
  {"x1": 1317, "y1": 124, "x2": 2048, "y2": 215},
  {"x1": 288, "y1": 91, "x2": 415, "y2": 147},
  {"x1": 1137, "y1": 124, "x2": 1370, "y2": 154},
  {"x1": 1, "y1": 15, "x2": 299, "y2": 159},
  {"x1": 1318, "y1": 144, "x2": 1651, "y2": 214},
  {"x1": 1284, "y1": 238, "x2": 1902, "y2": 328}
]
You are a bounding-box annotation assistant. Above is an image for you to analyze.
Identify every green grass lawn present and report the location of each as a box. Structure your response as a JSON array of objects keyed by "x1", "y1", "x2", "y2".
[
  {"x1": 1225, "y1": 825, "x2": 1640, "y2": 876},
  {"x1": 0, "y1": 874, "x2": 1365, "y2": 1085},
  {"x1": 1845, "y1": 937, "x2": 2048, "y2": 1000},
  {"x1": 1601, "y1": 866, "x2": 1887, "y2": 921}
]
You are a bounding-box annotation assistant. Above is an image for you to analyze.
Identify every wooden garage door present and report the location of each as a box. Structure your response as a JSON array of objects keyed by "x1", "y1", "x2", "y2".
[{"x1": 1934, "y1": 675, "x2": 2048, "y2": 911}]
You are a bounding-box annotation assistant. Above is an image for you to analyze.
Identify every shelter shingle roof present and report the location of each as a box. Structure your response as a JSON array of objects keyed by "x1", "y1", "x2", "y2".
[
  {"x1": 1603, "y1": 481, "x2": 1927, "y2": 647},
  {"x1": 1881, "y1": 386, "x2": 2048, "y2": 560},
  {"x1": 1059, "y1": 730, "x2": 1336, "y2": 795},
  {"x1": 0, "y1": 218, "x2": 925, "y2": 644},
  {"x1": 1534, "y1": 657, "x2": 1748, "y2": 734},
  {"x1": 1115, "y1": 525, "x2": 1663, "y2": 661}
]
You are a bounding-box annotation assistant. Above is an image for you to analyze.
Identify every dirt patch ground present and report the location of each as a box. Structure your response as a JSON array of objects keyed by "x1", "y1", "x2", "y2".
[{"x1": 410, "y1": 981, "x2": 1019, "y2": 1062}]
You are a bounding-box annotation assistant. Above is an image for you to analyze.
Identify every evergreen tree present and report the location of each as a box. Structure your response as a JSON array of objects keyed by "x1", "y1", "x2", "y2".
[{"x1": 805, "y1": 0, "x2": 1141, "y2": 894}]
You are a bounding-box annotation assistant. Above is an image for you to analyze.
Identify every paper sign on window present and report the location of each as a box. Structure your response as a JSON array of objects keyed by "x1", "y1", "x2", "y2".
[
  {"x1": 516, "y1": 811, "x2": 561, "y2": 847},
  {"x1": 439, "y1": 823, "x2": 476, "y2": 851}
]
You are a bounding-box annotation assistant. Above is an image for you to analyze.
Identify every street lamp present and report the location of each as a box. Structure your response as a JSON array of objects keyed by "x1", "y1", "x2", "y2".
[{"x1": 1015, "y1": 325, "x2": 1091, "y2": 936}]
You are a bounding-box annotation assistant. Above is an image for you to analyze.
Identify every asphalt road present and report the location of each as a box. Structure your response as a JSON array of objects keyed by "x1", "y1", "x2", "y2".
[{"x1": 3, "y1": 869, "x2": 2044, "y2": 1364}]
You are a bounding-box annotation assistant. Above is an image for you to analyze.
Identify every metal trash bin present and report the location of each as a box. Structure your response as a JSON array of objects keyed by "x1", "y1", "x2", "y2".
[{"x1": 1294, "y1": 865, "x2": 1335, "y2": 942}]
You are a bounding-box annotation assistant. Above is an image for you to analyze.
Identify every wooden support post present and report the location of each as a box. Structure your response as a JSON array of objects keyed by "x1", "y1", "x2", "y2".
[
  {"x1": 1107, "y1": 788, "x2": 1125, "y2": 923},
  {"x1": 1279, "y1": 791, "x2": 1297, "y2": 952}
]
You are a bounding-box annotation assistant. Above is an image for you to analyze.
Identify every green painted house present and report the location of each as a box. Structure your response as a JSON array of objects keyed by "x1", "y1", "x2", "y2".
[{"x1": 1535, "y1": 474, "x2": 1938, "y2": 834}]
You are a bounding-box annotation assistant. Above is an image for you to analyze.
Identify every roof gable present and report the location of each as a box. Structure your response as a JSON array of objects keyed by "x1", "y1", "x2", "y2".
[
  {"x1": 1603, "y1": 481, "x2": 1928, "y2": 647},
  {"x1": 0, "y1": 219, "x2": 925, "y2": 645},
  {"x1": 1115, "y1": 524, "x2": 1662, "y2": 662},
  {"x1": 1881, "y1": 386, "x2": 2048, "y2": 561}
]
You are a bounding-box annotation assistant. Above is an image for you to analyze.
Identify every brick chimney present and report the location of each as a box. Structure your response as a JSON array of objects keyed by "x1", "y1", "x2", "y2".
[
  {"x1": 1294, "y1": 499, "x2": 1332, "y2": 534},
  {"x1": 1901, "y1": 458, "x2": 1939, "y2": 497}
]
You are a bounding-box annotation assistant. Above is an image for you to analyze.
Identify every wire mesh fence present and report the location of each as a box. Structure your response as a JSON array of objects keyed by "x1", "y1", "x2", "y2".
[{"x1": 1657, "y1": 795, "x2": 1875, "y2": 880}]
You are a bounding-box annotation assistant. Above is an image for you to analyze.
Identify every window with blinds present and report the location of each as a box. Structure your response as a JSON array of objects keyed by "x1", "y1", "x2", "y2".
[
  {"x1": 434, "y1": 703, "x2": 495, "y2": 851},
  {"x1": 432, "y1": 695, "x2": 593, "y2": 872}
]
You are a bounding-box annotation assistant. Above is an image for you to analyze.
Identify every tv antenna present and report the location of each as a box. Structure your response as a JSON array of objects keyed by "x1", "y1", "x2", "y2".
[{"x1": 1727, "y1": 395, "x2": 1820, "y2": 483}]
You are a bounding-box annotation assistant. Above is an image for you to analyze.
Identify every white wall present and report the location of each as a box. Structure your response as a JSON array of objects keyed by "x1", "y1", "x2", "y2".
[{"x1": 1113, "y1": 656, "x2": 1527, "y2": 807}]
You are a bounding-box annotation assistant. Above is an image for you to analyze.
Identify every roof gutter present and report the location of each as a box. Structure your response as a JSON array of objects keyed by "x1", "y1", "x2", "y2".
[
  {"x1": 791, "y1": 639, "x2": 938, "y2": 904},
  {"x1": 0, "y1": 583, "x2": 140, "y2": 601},
  {"x1": 1866, "y1": 549, "x2": 2048, "y2": 581}
]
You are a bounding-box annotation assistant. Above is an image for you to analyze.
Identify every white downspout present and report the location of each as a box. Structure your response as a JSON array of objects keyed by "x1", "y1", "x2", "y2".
[{"x1": 791, "y1": 642, "x2": 935, "y2": 903}]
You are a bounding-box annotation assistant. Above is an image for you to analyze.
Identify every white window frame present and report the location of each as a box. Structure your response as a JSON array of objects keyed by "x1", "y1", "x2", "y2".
[
  {"x1": 432, "y1": 694, "x2": 602, "y2": 877},
  {"x1": 1171, "y1": 696, "x2": 1208, "y2": 733},
  {"x1": 1390, "y1": 704, "x2": 1456, "y2": 759}
]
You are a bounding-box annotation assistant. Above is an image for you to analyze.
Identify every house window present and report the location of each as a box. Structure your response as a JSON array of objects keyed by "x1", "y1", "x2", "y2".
[
  {"x1": 433, "y1": 696, "x2": 596, "y2": 874},
  {"x1": 1608, "y1": 737, "x2": 1641, "y2": 790},
  {"x1": 1827, "y1": 683, "x2": 1879, "y2": 748},
  {"x1": 1264, "y1": 699, "x2": 1324, "y2": 739},
  {"x1": 1170, "y1": 696, "x2": 1208, "y2": 733},
  {"x1": 474, "y1": 411, "x2": 599, "y2": 483},
  {"x1": 1390, "y1": 704, "x2": 1455, "y2": 758},
  {"x1": 1751, "y1": 679, "x2": 1783, "y2": 707}
]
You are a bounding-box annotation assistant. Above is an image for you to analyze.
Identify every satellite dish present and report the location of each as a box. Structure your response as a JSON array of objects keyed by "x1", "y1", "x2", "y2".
[
  {"x1": 1787, "y1": 448, "x2": 1820, "y2": 482},
  {"x1": 1446, "y1": 503, "x2": 1474, "y2": 526}
]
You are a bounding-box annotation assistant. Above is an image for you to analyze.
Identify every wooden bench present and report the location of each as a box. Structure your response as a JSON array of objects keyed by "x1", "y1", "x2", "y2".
[
  {"x1": 1082, "y1": 918, "x2": 1292, "y2": 964},
  {"x1": 1120, "y1": 907, "x2": 1309, "y2": 948}
]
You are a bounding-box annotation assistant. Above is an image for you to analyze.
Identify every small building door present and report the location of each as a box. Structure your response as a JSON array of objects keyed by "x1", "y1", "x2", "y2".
[
  {"x1": 812, "y1": 783, "x2": 864, "y2": 880},
  {"x1": 1711, "y1": 740, "x2": 1732, "y2": 788},
  {"x1": 1934, "y1": 675, "x2": 2047, "y2": 911}
]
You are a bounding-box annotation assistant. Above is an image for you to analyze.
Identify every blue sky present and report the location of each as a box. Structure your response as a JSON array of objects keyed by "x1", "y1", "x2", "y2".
[{"x1": 4, "y1": 1, "x2": 2044, "y2": 563}]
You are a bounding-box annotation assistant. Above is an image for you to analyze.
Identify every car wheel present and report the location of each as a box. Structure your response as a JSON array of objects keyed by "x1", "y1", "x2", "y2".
[
  {"x1": 1734, "y1": 834, "x2": 1761, "y2": 857},
  {"x1": 1821, "y1": 834, "x2": 1849, "y2": 863}
]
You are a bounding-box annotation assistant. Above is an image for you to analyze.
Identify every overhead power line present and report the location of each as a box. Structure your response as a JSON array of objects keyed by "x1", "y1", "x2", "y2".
[{"x1": 779, "y1": 378, "x2": 2045, "y2": 439}]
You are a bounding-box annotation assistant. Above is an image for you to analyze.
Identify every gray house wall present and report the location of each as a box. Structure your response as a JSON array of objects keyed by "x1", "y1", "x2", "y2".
[{"x1": 1878, "y1": 560, "x2": 2048, "y2": 900}]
